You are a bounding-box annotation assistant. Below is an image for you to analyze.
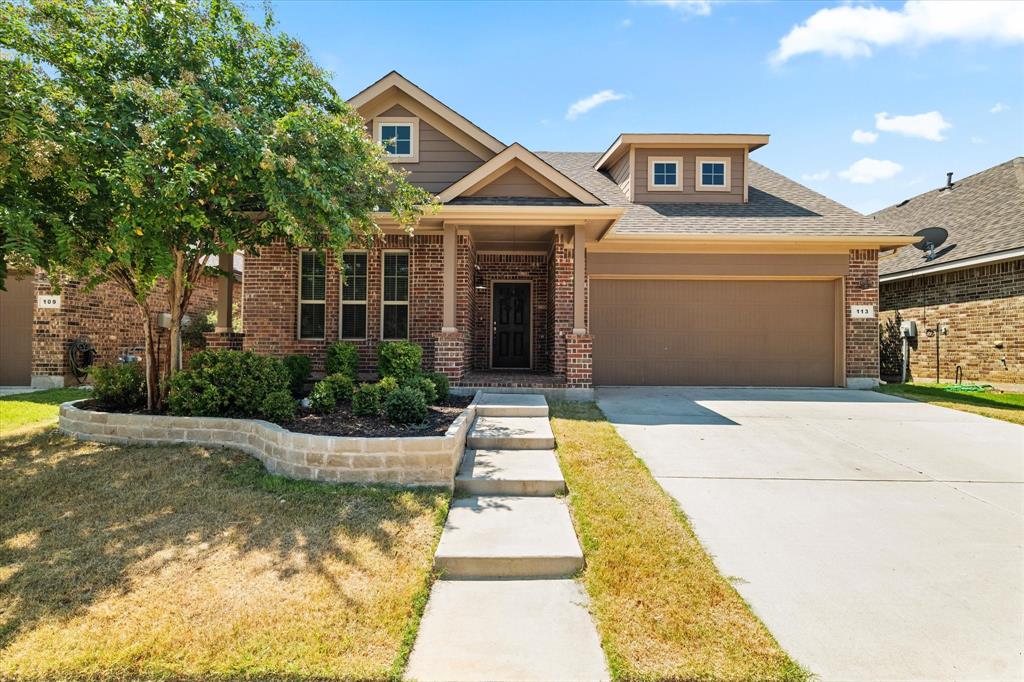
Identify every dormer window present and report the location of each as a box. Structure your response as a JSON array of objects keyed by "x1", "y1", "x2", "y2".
[
  {"x1": 373, "y1": 117, "x2": 419, "y2": 162},
  {"x1": 697, "y1": 157, "x2": 730, "y2": 191},
  {"x1": 647, "y1": 156, "x2": 682, "y2": 191}
]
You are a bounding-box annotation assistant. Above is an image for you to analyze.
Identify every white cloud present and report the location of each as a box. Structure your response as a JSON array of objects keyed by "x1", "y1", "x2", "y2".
[
  {"x1": 802, "y1": 170, "x2": 831, "y2": 182},
  {"x1": 970, "y1": 135, "x2": 985, "y2": 144},
  {"x1": 875, "y1": 111, "x2": 951, "y2": 141},
  {"x1": 851, "y1": 129, "x2": 878, "y2": 144},
  {"x1": 839, "y1": 158, "x2": 903, "y2": 184},
  {"x1": 565, "y1": 90, "x2": 627, "y2": 121},
  {"x1": 636, "y1": 0, "x2": 714, "y2": 17},
  {"x1": 990, "y1": 102, "x2": 1009, "y2": 113},
  {"x1": 620, "y1": 18, "x2": 633, "y2": 28},
  {"x1": 771, "y1": 1, "x2": 1024, "y2": 64}
]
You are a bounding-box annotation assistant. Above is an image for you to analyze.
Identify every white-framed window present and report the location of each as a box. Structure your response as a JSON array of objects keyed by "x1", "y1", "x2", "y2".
[
  {"x1": 340, "y1": 251, "x2": 368, "y2": 340},
  {"x1": 696, "y1": 156, "x2": 731, "y2": 191},
  {"x1": 298, "y1": 250, "x2": 326, "y2": 340},
  {"x1": 647, "y1": 156, "x2": 682, "y2": 191},
  {"x1": 373, "y1": 117, "x2": 419, "y2": 162},
  {"x1": 381, "y1": 251, "x2": 409, "y2": 340}
]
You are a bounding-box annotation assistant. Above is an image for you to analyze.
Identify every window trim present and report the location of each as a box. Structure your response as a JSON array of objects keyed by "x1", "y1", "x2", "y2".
[
  {"x1": 373, "y1": 117, "x2": 419, "y2": 163},
  {"x1": 339, "y1": 250, "x2": 368, "y2": 341},
  {"x1": 646, "y1": 156, "x2": 683, "y2": 192},
  {"x1": 695, "y1": 156, "x2": 731, "y2": 192},
  {"x1": 297, "y1": 249, "x2": 327, "y2": 341},
  {"x1": 380, "y1": 249, "x2": 411, "y2": 341}
]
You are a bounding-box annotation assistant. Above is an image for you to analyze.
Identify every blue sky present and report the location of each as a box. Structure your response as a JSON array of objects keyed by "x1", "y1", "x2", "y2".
[{"x1": 263, "y1": 0, "x2": 1023, "y2": 214}]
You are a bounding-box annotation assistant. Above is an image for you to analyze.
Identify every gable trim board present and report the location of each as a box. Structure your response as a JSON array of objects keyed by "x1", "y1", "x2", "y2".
[
  {"x1": 879, "y1": 247, "x2": 1024, "y2": 282},
  {"x1": 596, "y1": 133, "x2": 770, "y2": 171}
]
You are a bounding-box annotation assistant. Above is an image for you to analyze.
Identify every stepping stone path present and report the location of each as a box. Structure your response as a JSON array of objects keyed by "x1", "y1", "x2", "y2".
[{"x1": 405, "y1": 393, "x2": 609, "y2": 682}]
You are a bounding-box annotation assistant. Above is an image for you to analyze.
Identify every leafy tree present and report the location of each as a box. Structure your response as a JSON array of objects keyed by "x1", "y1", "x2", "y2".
[{"x1": 0, "y1": 0, "x2": 432, "y2": 410}]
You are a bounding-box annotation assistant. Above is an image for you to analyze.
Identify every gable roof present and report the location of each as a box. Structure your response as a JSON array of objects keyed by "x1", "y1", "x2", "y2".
[
  {"x1": 349, "y1": 71, "x2": 505, "y2": 158},
  {"x1": 540, "y1": 152, "x2": 911, "y2": 243},
  {"x1": 438, "y1": 143, "x2": 603, "y2": 206},
  {"x1": 873, "y1": 157, "x2": 1024, "y2": 277},
  {"x1": 596, "y1": 133, "x2": 770, "y2": 171}
]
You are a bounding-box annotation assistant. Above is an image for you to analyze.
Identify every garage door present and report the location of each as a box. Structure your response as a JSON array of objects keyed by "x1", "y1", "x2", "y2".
[
  {"x1": 0, "y1": 274, "x2": 35, "y2": 386},
  {"x1": 591, "y1": 279, "x2": 838, "y2": 386}
]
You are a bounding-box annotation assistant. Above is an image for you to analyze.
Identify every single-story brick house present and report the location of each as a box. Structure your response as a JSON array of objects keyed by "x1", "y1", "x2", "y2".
[
  {"x1": 875, "y1": 158, "x2": 1024, "y2": 386},
  {"x1": 0, "y1": 254, "x2": 241, "y2": 388},
  {"x1": 234, "y1": 71, "x2": 914, "y2": 391}
]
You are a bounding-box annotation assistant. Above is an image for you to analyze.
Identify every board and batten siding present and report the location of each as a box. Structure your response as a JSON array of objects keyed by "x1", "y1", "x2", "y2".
[
  {"x1": 632, "y1": 148, "x2": 744, "y2": 204},
  {"x1": 372, "y1": 104, "x2": 485, "y2": 194}
]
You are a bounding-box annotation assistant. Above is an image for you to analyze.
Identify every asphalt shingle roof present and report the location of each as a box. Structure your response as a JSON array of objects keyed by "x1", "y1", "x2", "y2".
[
  {"x1": 872, "y1": 157, "x2": 1024, "y2": 276},
  {"x1": 536, "y1": 151, "x2": 908, "y2": 238}
]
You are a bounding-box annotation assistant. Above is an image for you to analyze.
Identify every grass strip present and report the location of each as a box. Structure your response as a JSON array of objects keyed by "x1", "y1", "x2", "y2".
[
  {"x1": 550, "y1": 401, "x2": 806, "y2": 682},
  {"x1": 0, "y1": 387, "x2": 90, "y2": 436},
  {"x1": 876, "y1": 383, "x2": 1024, "y2": 425}
]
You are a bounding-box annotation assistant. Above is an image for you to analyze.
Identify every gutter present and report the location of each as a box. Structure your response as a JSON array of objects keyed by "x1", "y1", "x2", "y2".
[{"x1": 879, "y1": 247, "x2": 1024, "y2": 282}]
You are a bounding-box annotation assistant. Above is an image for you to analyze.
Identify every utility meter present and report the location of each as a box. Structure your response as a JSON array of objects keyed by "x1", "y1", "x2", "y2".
[{"x1": 900, "y1": 320, "x2": 917, "y2": 338}]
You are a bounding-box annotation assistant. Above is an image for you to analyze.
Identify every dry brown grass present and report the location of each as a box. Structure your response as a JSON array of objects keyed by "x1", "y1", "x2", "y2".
[
  {"x1": 550, "y1": 401, "x2": 806, "y2": 682},
  {"x1": 0, "y1": 431, "x2": 448, "y2": 680}
]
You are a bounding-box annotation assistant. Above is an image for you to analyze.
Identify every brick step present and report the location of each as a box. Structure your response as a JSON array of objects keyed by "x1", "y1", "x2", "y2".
[
  {"x1": 456, "y1": 449, "x2": 565, "y2": 496},
  {"x1": 474, "y1": 393, "x2": 549, "y2": 417},
  {"x1": 466, "y1": 416, "x2": 555, "y2": 450}
]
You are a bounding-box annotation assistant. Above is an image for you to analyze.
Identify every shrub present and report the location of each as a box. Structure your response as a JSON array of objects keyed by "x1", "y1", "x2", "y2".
[
  {"x1": 377, "y1": 375, "x2": 399, "y2": 396},
  {"x1": 323, "y1": 373, "x2": 355, "y2": 402},
  {"x1": 167, "y1": 350, "x2": 291, "y2": 419},
  {"x1": 283, "y1": 354, "x2": 311, "y2": 397},
  {"x1": 260, "y1": 390, "x2": 296, "y2": 422},
  {"x1": 425, "y1": 371, "x2": 450, "y2": 402},
  {"x1": 377, "y1": 341, "x2": 422, "y2": 382},
  {"x1": 89, "y1": 362, "x2": 146, "y2": 409},
  {"x1": 383, "y1": 385, "x2": 428, "y2": 424},
  {"x1": 308, "y1": 381, "x2": 337, "y2": 415},
  {"x1": 879, "y1": 311, "x2": 904, "y2": 381},
  {"x1": 405, "y1": 375, "x2": 437, "y2": 405},
  {"x1": 325, "y1": 341, "x2": 360, "y2": 381},
  {"x1": 352, "y1": 383, "x2": 382, "y2": 416}
]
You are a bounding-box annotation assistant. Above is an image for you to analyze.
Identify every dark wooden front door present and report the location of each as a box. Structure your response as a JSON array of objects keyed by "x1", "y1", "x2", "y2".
[{"x1": 492, "y1": 283, "x2": 531, "y2": 368}]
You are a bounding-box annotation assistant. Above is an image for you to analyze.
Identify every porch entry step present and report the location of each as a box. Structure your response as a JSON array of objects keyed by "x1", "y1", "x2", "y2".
[
  {"x1": 434, "y1": 495, "x2": 584, "y2": 578},
  {"x1": 475, "y1": 392, "x2": 549, "y2": 417},
  {"x1": 456, "y1": 449, "x2": 566, "y2": 496},
  {"x1": 467, "y1": 415, "x2": 555, "y2": 450}
]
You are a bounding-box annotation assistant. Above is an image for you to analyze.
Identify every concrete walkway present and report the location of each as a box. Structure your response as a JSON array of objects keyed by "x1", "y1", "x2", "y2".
[
  {"x1": 405, "y1": 393, "x2": 608, "y2": 682},
  {"x1": 598, "y1": 387, "x2": 1024, "y2": 682}
]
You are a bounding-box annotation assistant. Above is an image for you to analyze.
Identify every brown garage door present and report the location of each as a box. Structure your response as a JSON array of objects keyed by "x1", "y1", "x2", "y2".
[
  {"x1": 591, "y1": 279, "x2": 838, "y2": 386},
  {"x1": 0, "y1": 274, "x2": 35, "y2": 386}
]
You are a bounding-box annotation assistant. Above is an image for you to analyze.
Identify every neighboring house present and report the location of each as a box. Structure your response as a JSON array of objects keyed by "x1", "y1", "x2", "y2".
[
  {"x1": 0, "y1": 254, "x2": 242, "y2": 388},
  {"x1": 241, "y1": 71, "x2": 914, "y2": 391},
  {"x1": 875, "y1": 158, "x2": 1024, "y2": 386}
]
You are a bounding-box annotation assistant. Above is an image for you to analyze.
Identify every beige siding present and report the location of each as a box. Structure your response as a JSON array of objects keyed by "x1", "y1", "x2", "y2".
[
  {"x1": 633, "y1": 148, "x2": 744, "y2": 204},
  {"x1": 609, "y1": 153, "x2": 631, "y2": 197},
  {"x1": 0, "y1": 274, "x2": 34, "y2": 385},
  {"x1": 371, "y1": 105, "x2": 484, "y2": 193},
  {"x1": 467, "y1": 165, "x2": 561, "y2": 198}
]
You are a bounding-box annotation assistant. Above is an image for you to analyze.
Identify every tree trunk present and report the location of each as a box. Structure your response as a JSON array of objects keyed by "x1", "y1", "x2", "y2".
[
  {"x1": 168, "y1": 251, "x2": 186, "y2": 376},
  {"x1": 140, "y1": 302, "x2": 160, "y2": 412}
]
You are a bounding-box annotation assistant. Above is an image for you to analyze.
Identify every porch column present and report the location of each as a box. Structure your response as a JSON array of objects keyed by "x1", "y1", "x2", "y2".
[
  {"x1": 442, "y1": 223, "x2": 457, "y2": 333},
  {"x1": 215, "y1": 250, "x2": 234, "y2": 333},
  {"x1": 567, "y1": 224, "x2": 592, "y2": 389},
  {"x1": 573, "y1": 224, "x2": 586, "y2": 334}
]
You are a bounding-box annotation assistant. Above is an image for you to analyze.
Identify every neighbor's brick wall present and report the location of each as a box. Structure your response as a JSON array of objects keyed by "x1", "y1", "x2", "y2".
[
  {"x1": 32, "y1": 271, "x2": 225, "y2": 381},
  {"x1": 845, "y1": 249, "x2": 880, "y2": 382},
  {"x1": 472, "y1": 253, "x2": 550, "y2": 371},
  {"x1": 880, "y1": 258, "x2": 1024, "y2": 384},
  {"x1": 243, "y1": 235, "x2": 443, "y2": 376}
]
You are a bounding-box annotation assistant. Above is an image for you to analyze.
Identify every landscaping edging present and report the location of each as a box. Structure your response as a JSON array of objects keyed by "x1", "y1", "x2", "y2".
[{"x1": 58, "y1": 396, "x2": 477, "y2": 488}]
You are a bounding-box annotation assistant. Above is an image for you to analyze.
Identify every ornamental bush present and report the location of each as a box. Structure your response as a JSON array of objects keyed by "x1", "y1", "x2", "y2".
[
  {"x1": 282, "y1": 354, "x2": 311, "y2": 397},
  {"x1": 323, "y1": 373, "x2": 355, "y2": 402},
  {"x1": 377, "y1": 375, "x2": 399, "y2": 396},
  {"x1": 260, "y1": 390, "x2": 296, "y2": 422},
  {"x1": 89, "y1": 362, "x2": 146, "y2": 410},
  {"x1": 325, "y1": 341, "x2": 360, "y2": 381},
  {"x1": 424, "y1": 371, "x2": 450, "y2": 402},
  {"x1": 405, "y1": 375, "x2": 437, "y2": 405},
  {"x1": 167, "y1": 350, "x2": 291, "y2": 419},
  {"x1": 308, "y1": 381, "x2": 337, "y2": 415},
  {"x1": 377, "y1": 341, "x2": 422, "y2": 382},
  {"x1": 383, "y1": 385, "x2": 428, "y2": 424},
  {"x1": 352, "y1": 383, "x2": 382, "y2": 416}
]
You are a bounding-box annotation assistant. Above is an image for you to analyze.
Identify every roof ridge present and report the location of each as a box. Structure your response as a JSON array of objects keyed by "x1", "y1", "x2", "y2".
[{"x1": 874, "y1": 156, "x2": 1021, "y2": 214}]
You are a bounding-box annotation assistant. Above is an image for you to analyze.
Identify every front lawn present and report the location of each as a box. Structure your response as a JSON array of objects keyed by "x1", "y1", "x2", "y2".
[
  {"x1": 0, "y1": 432, "x2": 448, "y2": 680},
  {"x1": 549, "y1": 401, "x2": 806, "y2": 681},
  {"x1": 0, "y1": 388, "x2": 90, "y2": 436},
  {"x1": 876, "y1": 383, "x2": 1024, "y2": 425}
]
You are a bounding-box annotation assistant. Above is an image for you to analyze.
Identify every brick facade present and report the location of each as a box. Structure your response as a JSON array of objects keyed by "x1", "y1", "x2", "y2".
[
  {"x1": 565, "y1": 333, "x2": 592, "y2": 388},
  {"x1": 880, "y1": 258, "x2": 1024, "y2": 385},
  {"x1": 845, "y1": 249, "x2": 881, "y2": 386},
  {"x1": 549, "y1": 231, "x2": 575, "y2": 379},
  {"x1": 472, "y1": 252, "x2": 550, "y2": 371}
]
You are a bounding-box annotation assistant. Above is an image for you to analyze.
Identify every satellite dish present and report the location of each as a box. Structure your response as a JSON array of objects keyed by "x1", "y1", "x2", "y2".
[{"x1": 912, "y1": 227, "x2": 948, "y2": 261}]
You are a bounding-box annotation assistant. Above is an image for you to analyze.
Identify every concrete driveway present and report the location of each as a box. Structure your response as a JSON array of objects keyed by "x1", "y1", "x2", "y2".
[{"x1": 597, "y1": 387, "x2": 1024, "y2": 681}]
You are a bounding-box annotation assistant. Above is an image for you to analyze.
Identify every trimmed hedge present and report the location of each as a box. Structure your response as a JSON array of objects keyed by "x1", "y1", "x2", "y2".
[
  {"x1": 424, "y1": 371, "x2": 450, "y2": 402},
  {"x1": 308, "y1": 381, "x2": 337, "y2": 415},
  {"x1": 377, "y1": 341, "x2": 422, "y2": 382},
  {"x1": 89, "y1": 362, "x2": 146, "y2": 410},
  {"x1": 325, "y1": 341, "x2": 360, "y2": 381},
  {"x1": 405, "y1": 375, "x2": 437, "y2": 405},
  {"x1": 352, "y1": 383, "x2": 382, "y2": 416},
  {"x1": 167, "y1": 350, "x2": 291, "y2": 420},
  {"x1": 383, "y1": 385, "x2": 428, "y2": 424},
  {"x1": 283, "y1": 354, "x2": 311, "y2": 397}
]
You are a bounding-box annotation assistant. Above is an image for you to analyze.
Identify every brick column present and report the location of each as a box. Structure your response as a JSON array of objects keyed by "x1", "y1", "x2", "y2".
[
  {"x1": 845, "y1": 249, "x2": 880, "y2": 388},
  {"x1": 565, "y1": 333, "x2": 592, "y2": 388},
  {"x1": 433, "y1": 330, "x2": 466, "y2": 383},
  {"x1": 550, "y1": 230, "x2": 574, "y2": 379},
  {"x1": 203, "y1": 331, "x2": 244, "y2": 351}
]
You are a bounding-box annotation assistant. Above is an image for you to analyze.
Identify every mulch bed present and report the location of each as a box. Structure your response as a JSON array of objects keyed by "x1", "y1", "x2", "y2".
[{"x1": 282, "y1": 395, "x2": 473, "y2": 438}]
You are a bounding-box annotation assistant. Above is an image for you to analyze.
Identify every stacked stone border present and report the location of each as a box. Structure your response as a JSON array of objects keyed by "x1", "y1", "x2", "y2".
[{"x1": 59, "y1": 396, "x2": 478, "y2": 489}]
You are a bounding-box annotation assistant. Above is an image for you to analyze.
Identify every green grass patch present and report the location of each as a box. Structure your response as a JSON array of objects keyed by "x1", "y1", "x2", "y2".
[
  {"x1": 0, "y1": 388, "x2": 90, "y2": 436},
  {"x1": 876, "y1": 383, "x2": 1024, "y2": 425},
  {"x1": 550, "y1": 401, "x2": 806, "y2": 681}
]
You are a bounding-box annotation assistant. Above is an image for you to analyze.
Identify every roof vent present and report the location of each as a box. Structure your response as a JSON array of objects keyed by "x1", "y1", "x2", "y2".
[
  {"x1": 940, "y1": 171, "x2": 954, "y2": 191},
  {"x1": 896, "y1": 198, "x2": 910, "y2": 208}
]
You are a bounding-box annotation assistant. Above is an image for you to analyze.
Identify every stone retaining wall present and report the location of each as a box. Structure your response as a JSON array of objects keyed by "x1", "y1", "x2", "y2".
[{"x1": 59, "y1": 398, "x2": 476, "y2": 488}]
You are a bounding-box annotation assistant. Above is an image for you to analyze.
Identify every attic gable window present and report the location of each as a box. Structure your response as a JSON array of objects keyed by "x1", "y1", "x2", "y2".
[
  {"x1": 374, "y1": 118, "x2": 419, "y2": 162},
  {"x1": 696, "y1": 157, "x2": 731, "y2": 191},
  {"x1": 647, "y1": 156, "x2": 682, "y2": 191}
]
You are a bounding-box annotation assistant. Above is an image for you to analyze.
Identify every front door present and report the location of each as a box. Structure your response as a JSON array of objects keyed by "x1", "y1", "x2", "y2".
[{"x1": 492, "y1": 283, "x2": 531, "y2": 369}]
